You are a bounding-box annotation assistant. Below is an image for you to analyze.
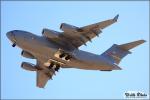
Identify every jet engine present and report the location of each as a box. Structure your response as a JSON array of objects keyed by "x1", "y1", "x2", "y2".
[
  {"x1": 42, "y1": 28, "x2": 60, "y2": 39},
  {"x1": 60, "y1": 23, "x2": 84, "y2": 33},
  {"x1": 21, "y1": 62, "x2": 37, "y2": 71},
  {"x1": 21, "y1": 51, "x2": 34, "y2": 59}
]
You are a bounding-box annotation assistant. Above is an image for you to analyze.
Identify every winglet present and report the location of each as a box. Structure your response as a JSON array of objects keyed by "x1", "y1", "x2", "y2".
[{"x1": 113, "y1": 14, "x2": 119, "y2": 21}]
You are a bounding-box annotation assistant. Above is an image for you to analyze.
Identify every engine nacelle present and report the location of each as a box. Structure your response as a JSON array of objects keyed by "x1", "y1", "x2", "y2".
[
  {"x1": 42, "y1": 28, "x2": 60, "y2": 39},
  {"x1": 21, "y1": 51, "x2": 34, "y2": 59},
  {"x1": 21, "y1": 62, "x2": 37, "y2": 71},
  {"x1": 60, "y1": 23, "x2": 83, "y2": 33}
]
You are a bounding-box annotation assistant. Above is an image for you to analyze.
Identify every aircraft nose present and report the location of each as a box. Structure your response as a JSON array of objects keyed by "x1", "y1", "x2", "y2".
[
  {"x1": 6, "y1": 31, "x2": 16, "y2": 42},
  {"x1": 6, "y1": 31, "x2": 17, "y2": 47},
  {"x1": 6, "y1": 31, "x2": 12, "y2": 39}
]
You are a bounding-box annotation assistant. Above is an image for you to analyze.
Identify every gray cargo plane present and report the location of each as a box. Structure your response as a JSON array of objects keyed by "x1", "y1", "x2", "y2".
[{"x1": 7, "y1": 15, "x2": 145, "y2": 88}]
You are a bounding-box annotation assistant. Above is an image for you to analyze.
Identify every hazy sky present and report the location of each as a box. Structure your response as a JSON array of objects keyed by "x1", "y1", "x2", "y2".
[{"x1": 1, "y1": 1, "x2": 149, "y2": 99}]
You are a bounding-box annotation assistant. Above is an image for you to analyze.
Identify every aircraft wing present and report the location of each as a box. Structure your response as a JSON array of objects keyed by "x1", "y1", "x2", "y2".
[
  {"x1": 61, "y1": 14, "x2": 119, "y2": 49},
  {"x1": 36, "y1": 71, "x2": 50, "y2": 88},
  {"x1": 36, "y1": 60, "x2": 53, "y2": 88},
  {"x1": 81, "y1": 14, "x2": 119, "y2": 31}
]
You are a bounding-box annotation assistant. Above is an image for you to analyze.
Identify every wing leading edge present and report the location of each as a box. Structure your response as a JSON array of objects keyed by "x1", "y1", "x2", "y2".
[{"x1": 60, "y1": 14, "x2": 119, "y2": 49}]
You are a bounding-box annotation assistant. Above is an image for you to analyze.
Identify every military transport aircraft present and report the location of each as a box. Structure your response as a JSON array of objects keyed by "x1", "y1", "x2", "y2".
[{"x1": 6, "y1": 15, "x2": 145, "y2": 88}]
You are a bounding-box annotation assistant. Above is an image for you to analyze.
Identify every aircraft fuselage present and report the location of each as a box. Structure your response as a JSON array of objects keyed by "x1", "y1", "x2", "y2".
[{"x1": 7, "y1": 30, "x2": 117, "y2": 71}]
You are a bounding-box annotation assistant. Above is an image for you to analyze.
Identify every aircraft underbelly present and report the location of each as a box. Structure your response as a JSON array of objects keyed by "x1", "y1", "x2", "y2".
[
  {"x1": 65, "y1": 60, "x2": 113, "y2": 70},
  {"x1": 65, "y1": 54, "x2": 113, "y2": 70},
  {"x1": 20, "y1": 38, "x2": 114, "y2": 71}
]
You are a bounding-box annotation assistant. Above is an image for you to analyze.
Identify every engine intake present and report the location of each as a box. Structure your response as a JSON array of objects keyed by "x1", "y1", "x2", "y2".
[
  {"x1": 60, "y1": 23, "x2": 83, "y2": 33},
  {"x1": 42, "y1": 28, "x2": 60, "y2": 39},
  {"x1": 21, "y1": 62, "x2": 37, "y2": 71},
  {"x1": 21, "y1": 51, "x2": 34, "y2": 59}
]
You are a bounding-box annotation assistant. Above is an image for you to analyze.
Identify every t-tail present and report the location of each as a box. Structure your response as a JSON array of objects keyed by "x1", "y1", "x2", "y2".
[{"x1": 101, "y1": 40, "x2": 146, "y2": 64}]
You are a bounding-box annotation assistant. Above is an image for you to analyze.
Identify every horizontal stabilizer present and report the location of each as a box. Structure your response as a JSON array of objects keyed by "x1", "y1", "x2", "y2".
[
  {"x1": 101, "y1": 39, "x2": 146, "y2": 64},
  {"x1": 118, "y1": 40, "x2": 146, "y2": 51}
]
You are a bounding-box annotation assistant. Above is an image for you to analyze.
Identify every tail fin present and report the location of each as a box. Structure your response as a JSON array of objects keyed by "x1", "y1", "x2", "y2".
[{"x1": 101, "y1": 40, "x2": 146, "y2": 64}]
